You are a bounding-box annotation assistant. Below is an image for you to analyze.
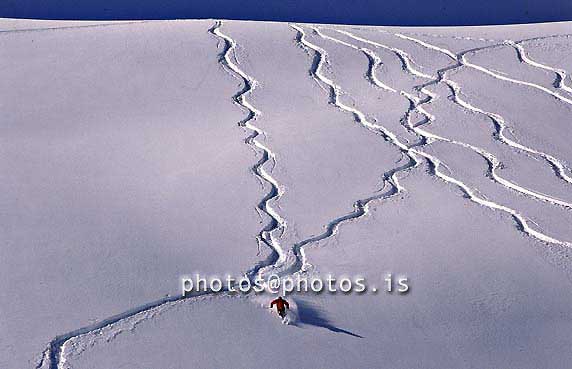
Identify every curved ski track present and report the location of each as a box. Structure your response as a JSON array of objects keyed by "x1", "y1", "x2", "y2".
[
  {"x1": 507, "y1": 40, "x2": 572, "y2": 99},
  {"x1": 37, "y1": 20, "x2": 286, "y2": 369},
  {"x1": 210, "y1": 21, "x2": 287, "y2": 279}
]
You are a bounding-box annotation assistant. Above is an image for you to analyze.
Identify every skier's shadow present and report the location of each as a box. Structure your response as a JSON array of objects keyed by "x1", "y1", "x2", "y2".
[{"x1": 293, "y1": 299, "x2": 363, "y2": 338}]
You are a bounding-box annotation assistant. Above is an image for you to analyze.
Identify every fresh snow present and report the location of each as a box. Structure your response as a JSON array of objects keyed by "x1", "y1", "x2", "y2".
[{"x1": 1, "y1": 18, "x2": 572, "y2": 369}]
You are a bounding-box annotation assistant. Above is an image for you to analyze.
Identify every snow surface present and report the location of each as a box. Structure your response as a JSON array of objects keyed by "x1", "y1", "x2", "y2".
[{"x1": 2, "y1": 18, "x2": 572, "y2": 369}]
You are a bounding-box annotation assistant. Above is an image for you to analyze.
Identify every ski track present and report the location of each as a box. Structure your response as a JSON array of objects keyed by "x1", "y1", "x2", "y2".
[
  {"x1": 295, "y1": 25, "x2": 572, "y2": 248},
  {"x1": 37, "y1": 20, "x2": 286, "y2": 369},
  {"x1": 507, "y1": 40, "x2": 572, "y2": 97},
  {"x1": 393, "y1": 32, "x2": 572, "y2": 187},
  {"x1": 38, "y1": 291, "x2": 217, "y2": 369},
  {"x1": 210, "y1": 21, "x2": 287, "y2": 280}
]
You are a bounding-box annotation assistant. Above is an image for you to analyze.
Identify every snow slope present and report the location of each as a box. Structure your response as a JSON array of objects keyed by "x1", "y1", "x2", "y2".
[{"x1": 1, "y1": 18, "x2": 572, "y2": 369}]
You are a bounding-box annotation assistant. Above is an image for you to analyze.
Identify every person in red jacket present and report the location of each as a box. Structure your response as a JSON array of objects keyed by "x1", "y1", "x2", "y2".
[{"x1": 270, "y1": 296, "x2": 290, "y2": 318}]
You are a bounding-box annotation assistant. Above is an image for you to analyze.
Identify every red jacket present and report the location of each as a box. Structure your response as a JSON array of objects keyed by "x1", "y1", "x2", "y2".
[{"x1": 270, "y1": 298, "x2": 289, "y2": 311}]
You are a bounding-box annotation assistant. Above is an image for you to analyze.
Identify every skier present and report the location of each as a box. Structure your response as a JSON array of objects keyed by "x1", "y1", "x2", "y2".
[{"x1": 270, "y1": 296, "x2": 290, "y2": 318}]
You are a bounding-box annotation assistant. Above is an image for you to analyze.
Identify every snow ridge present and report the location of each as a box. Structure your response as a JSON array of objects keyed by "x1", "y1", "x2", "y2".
[{"x1": 0, "y1": 21, "x2": 148, "y2": 35}]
